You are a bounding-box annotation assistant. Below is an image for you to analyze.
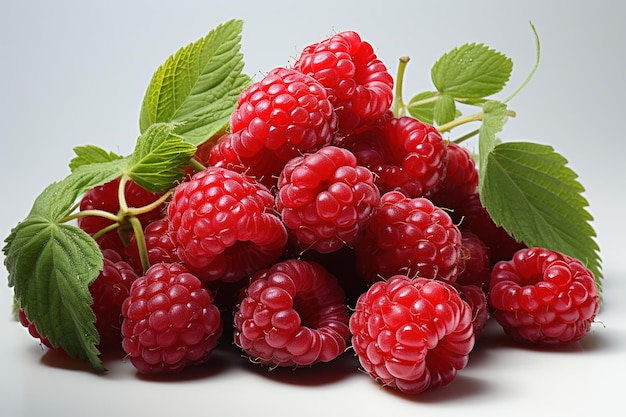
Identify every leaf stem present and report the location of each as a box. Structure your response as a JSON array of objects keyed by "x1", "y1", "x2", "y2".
[
  {"x1": 129, "y1": 215, "x2": 150, "y2": 274},
  {"x1": 118, "y1": 175, "x2": 130, "y2": 213},
  {"x1": 188, "y1": 156, "x2": 207, "y2": 173},
  {"x1": 438, "y1": 109, "x2": 516, "y2": 134},
  {"x1": 504, "y1": 22, "x2": 541, "y2": 103},
  {"x1": 62, "y1": 209, "x2": 120, "y2": 224},
  {"x1": 127, "y1": 190, "x2": 172, "y2": 217},
  {"x1": 392, "y1": 56, "x2": 411, "y2": 117}
]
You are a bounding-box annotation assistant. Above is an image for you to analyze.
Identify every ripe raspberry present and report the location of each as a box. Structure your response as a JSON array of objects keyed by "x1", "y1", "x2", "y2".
[
  {"x1": 294, "y1": 30, "x2": 394, "y2": 134},
  {"x1": 90, "y1": 249, "x2": 139, "y2": 346},
  {"x1": 233, "y1": 259, "x2": 350, "y2": 367},
  {"x1": 452, "y1": 192, "x2": 526, "y2": 264},
  {"x1": 18, "y1": 308, "x2": 53, "y2": 349},
  {"x1": 125, "y1": 217, "x2": 181, "y2": 274},
  {"x1": 18, "y1": 249, "x2": 138, "y2": 348},
  {"x1": 349, "y1": 276, "x2": 475, "y2": 395},
  {"x1": 456, "y1": 230, "x2": 491, "y2": 292},
  {"x1": 453, "y1": 283, "x2": 490, "y2": 339},
  {"x1": 121, "y1": 262, "x2": 223, "y2": 374},
  {"x1": 276, "y1": 145, "x2": 380, "y2": 253},
  {"x1": 334, "y1": 115, "x2": 448, "y2": 198},
  {"x1": 210, "y1": 67, "x2": 337, "y2": 188},
  {"x1": 489, "y1": 247, "x2": 599, "y2": 345},
  {"x1": 167, "y1": 167, "x2": 288, "y2": 282},
  {"x1": 78, "y1": 177, "x2": 166, "y2": 255},
  {"x1": 429, "y1": 142, "x2": 478, "y2": 209},
  {"x1": 354, "y1": 191, "x2": 463, "y2": 284}
]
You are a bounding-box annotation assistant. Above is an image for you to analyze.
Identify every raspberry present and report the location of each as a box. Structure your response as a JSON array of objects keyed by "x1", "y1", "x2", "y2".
[
  {"x1": 233, "y1": 259, "x2": 350, "y2": 367},
  {"x1": 294, "y1": 30, "x2": 394, "y2": 134},
  {"x1": 276, "y1": 145, "x2": 381, "y2": 253},
  {"x1": 90, "y1": 249, "x2": 139, "y2": 346},
  {"x1": 451, "y1": 192, "x2": 526, "y2": 264},
  {"x1": 18, "y1": 249, "x2": 138, "y2": 348},
  {"x1": 489, "y1": 247, "x2": 599, "y2": 345},
  {"x1": 210, "y1": 67, "x2": 337, "y2": 188},
  {"x1": 18, "y1": 308, "x2": 53, "y2": 349},
  {"x1": 453, "y1": 283, "x2": 490, "y2": 339},
  {"x1": 349, "y1": 276, "x2": 475, "y2": 394},
  {"x1": 429, "y1": 142, "x2": 478, "y2": 209},
  {"x1": 167, "y1": 167, "x2": 288, "y2": 282},
  {"x1": 78, "y1": 177, "x2": 166, "y2": 255},
  {"x1": 354, "y1": 191, "x2": 463, "y2": 284},
  {"x1": 335, "y1": 115, "x2": 448, "y2": 198},
  {"x1": 456, "y1": 230, "x2": 491, "y2": 292},
  {"x1": 125, "y1": 217, "x2": 181, "y2": 274},
  {"x1": 121, "y1": 262, "x2": 223, "y2": 374}
]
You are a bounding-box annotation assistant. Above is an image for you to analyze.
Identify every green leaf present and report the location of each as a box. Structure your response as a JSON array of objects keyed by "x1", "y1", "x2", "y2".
[
  {"x1": 126, "y1": 122, "x2": 196, "y2": 193},
  {"x1": 433, "y1": 93, "x2": 457, "y2": 125},
  {"x1": 479, "y1": 141, "x2": 602, "y2": 292},
  {"x1": 30, "y1": 159, "x2": 127, "y2": 222},
  {"x1": 139, "y1": 18, "x2": 251, "y2": 145},
  {"x1": 3, "y1": 217, "x2": 104, "y2": 371},
  {"x1": 432, "y1": 43, "x2": 513, "y2": 99},
  {"x1": 478, "y1": 100, "x2": 509, "y2": 179},
  {"x1": 407, "y1": 91, "x2": 437, "y2": 124},
  {"x1": 69, "y1": 145, "x2": 123, "y2": 172}
]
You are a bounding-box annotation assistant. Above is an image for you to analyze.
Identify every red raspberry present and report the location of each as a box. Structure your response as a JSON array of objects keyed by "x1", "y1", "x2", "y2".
[
  {"x1": 121, "y1": 263, "x2": 223, "y2": 374},
  {"x1": 18, "y1": 249, "x2": 138, "y2": 349},
  {"x1": 167, "y1": 167, "x2": 288, "y2": 283},
  {"x1": 210, "y1": 67, "x2": 337, "y2": 189},
  {"x1": 18, "y1": 308, "x2": 53, "y2": 349},
  {"x1": 276, "y1": 145, "x2": 380, "y2": 254},
  {"x1": 349, "y1": 276, "x2": 475, "y2": 395},
  {"x1": 90, "y1": 249, "x2": 139, "y2": 346},
  {"x1": 489, "y1": 247, "x2": 599, "y2": 345},
  {"x1": 233, "y1": 259, "x2": 350, "y2": 367},
  {"x1": 335, "y1": 115, "x2": 448, "y2": 198},
  {"x1": 452, "y1": 192, "x2": 526, "y2": 264},
  {"x1": 456, "y1": 230, "x2": 491, "y2": 292},
  {"x1": 125, "y1": 217, "x2": 181, "y2": 274},
  {"x1": 78, "y1": 177, "x2": 166, "y2": 255},
  {"x1": 453, "y1": 283, "x2": 490, "y2": 339},
  {"x1": 294, "y1": 30, "x2": 394, "y2": 134},
  {"x1": 429, "y1": 142, "x2": 478, "y2": 209},
  {"x1": 354, "y1": 191, "x2": 463, "y2": 284}
]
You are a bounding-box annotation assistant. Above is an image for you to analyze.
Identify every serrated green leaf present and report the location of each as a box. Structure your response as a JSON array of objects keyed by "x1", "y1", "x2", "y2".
[
  {"x1": 139, "y1": 18, "x2": 251, "y2": 145},
  {"x1": 433, "y1": 93, "x2": 457, "y2": 125},
  {"x1": 30, "y1": 159, "x2": 127, "y2": 222},
  {"x1": 407, "y1": 91, "x2": 437, "y2": 124},
  {"x1": 478, "y1": 100, "x2": 509, "y2": 179},
  {"x1": 3, "y1": 217, "x2": 104, "y2": 371},
  {"x1": 432, "y1": 43, "x2": 513, "y2": 99},
  {"x1": 69, "y1": 145, "x2": 123, "y2": 172},
  {"x1": 126, "y1": 122, "x2": 196, "y2": 193},
  {"x1": 479, "y1": 141, "x2": 602, "y2": 292}
]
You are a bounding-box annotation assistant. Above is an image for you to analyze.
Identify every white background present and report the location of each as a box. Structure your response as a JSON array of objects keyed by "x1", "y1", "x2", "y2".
[{"x1": 1, "y1": 1, "x2": 624, "y2": 416}]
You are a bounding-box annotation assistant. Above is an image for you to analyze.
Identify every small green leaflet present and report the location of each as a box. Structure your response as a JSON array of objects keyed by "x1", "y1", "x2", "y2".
[
  {"x1": 69, "y1": 145, "x2": 123, "y2": 172},
  {"x1": 3, "y1": 217, "x2": 104, "y2": 371},
  {"x1": 126, "y1": 123, "x2": 196, "y2": 193},
  {"x1": 431, "y1": 43, "x2": 513, "y2": 99},
  {"x1": 139, "y1": 18, "x2": 251, "y2": 145},
  {"x1": 478, "y1": 100, "x2": 509, "y2": 179},
  {"x1": 479, "y1": 142, "x2": 602, "y2": 290}
]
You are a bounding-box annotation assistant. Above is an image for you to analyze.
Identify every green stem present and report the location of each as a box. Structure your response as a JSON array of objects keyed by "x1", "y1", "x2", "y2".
[
  {"x1": 437, "y1": 112, "x2": 483, "y2": 133},
  {"x1": 118, "y1": 175, "x2": 130, "y2": 213},
  {"x1": 62, "y1": 209, "x2": 120, "y2": 224},
  {"x1": 129, "y1": 215, "x2": 150, "y2": 274},
  {"x1": 504, "y1": 22, "x2": 541, "y2": 103},
  {"x1": 453, "y1": 128, "x2": 481, "y2": 144},
  {"x1": 127, "y1": 190, "x2": 172, "y2": 216},
  {"x1": 392, "y1": 56, "x2": 411, "y2": 117},
  {"x1": 188, "y1": 156, "x2": 207, "y2": 173},
  {"x1": 92, "y1": 222, "x2": 120, "y2": 241}
]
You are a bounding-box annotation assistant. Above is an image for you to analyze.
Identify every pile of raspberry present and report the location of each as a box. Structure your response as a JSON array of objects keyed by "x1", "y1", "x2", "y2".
[{"x1": 19, "y1": 30, "x2": 599, "y2": 396}]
